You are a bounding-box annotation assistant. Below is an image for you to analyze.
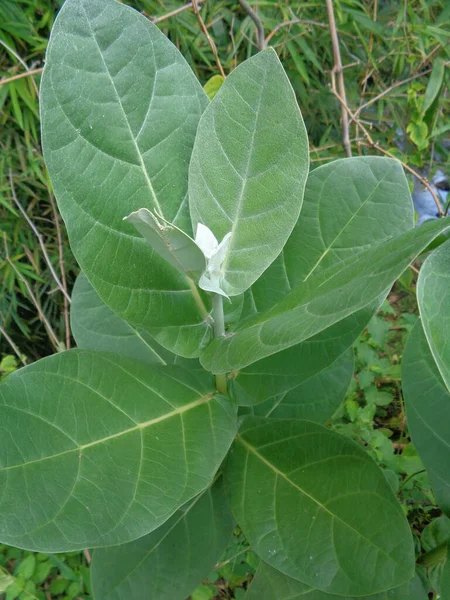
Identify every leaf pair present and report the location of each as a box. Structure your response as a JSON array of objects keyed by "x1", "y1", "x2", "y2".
[{"x1": 41, "y1": 0, "x2": 309, "y2": 358}]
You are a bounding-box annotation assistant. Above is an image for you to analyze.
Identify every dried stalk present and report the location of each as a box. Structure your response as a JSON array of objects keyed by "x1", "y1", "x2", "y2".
[
  {"x1": 0, "y1": 68, "x2": 43, "y2": 87},
  {"x1": 191, "y1": 0, "x2": 226, "y2": 78},
  {"x1": 0, "y1": 323, "x2": 27, "y2": 366},
  {"x1": 3, "y1": 235, "x2": 62, "y2": 351},
  {"x1": 237, "y1": 0, "x2": 266, "y2": 51},
  {"x1": 0, "y1": 40, "x2": 39, "y2": 95},
  {"x1": 325, "y1": 0, "x2": 352, "y2": 157},
  {"x1": 150, "y1": 0, "x2": 204, "y2": 24},
  {"x1": 48, "y1": 192, "x2": 71, "y2": 349},
  {"x1": 9, "y1": 171, "x2": 72, "y2": 304},
  {"x1": 329, "y1": 73, "x2": 444, "y2": 217}
]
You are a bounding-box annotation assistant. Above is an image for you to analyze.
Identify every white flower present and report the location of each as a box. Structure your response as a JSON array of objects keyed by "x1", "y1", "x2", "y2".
[{"x1": 195, "y1": 223, "x2": 232, "y2": 298}]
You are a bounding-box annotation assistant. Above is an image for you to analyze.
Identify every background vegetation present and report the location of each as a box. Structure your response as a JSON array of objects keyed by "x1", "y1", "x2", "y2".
[{"x1": 0, "y1": 0, "x2": 449, "y2": 598}]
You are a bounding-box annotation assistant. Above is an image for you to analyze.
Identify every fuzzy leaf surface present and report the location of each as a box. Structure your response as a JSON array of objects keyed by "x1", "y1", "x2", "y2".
[
  {"x1": 245, "y1": 562, "x2": 426, "y2": 600},
  {"x1": 202, "y1": 218, "x2": 450, "y2": 373},
  {"x1": 240, "y1": 348, "x2": 353, "y2": 422},
  {"x1": 189, "y1": 48, "x2": 309, "y2": 297},
  {"x1": 71, "y1": 272, "x2": 174, "y2": 365},
  {"x1": 0, "y1": 351, "x2": 236, "y2": 551},
  {"x1": 403, "y1": 320, "x2": 450, "y2": 515},
  {"x1": 41, "y1": 0, "x2": 210, "y2": 357},
  {"x1": 91, "y1": 478, "x2": 233, "y2": 600},
  {"x1": 226, "y1": 417, "x2": 414, "y2": 596}
]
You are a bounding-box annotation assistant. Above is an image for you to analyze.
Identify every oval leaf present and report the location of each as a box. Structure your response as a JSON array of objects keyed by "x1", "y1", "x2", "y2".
[
  {"x1": 189, "y1": 48, "x2": 309, "y2": 297},
  {"x1": 403, "y1": 319, "x2": 450, "y2": 515},
  {"x1": 91, "y1": 478, "x2": 233, "y2": 600},
  {"x1": 41, "y1": 0, "x2": 210, "y2": 358},
  {"x1": 71, "y1": 272, "x2": 175, "y2": 365},
  {"x1": 418, "y1": 238, "x2": 450, "y2": 390},
  {"x1": 241, "y1": 348, "x2": 353, "y2": 422},
  {"x1": 226, "y1": 417, "x2": 414, "y2": 596},
  {"x1": 246, "y1": 562, "x2": 426, "y2": 600},
  {"x1": 0, "y1": 351, "x2": 236, "y2": 551},
  {"x1": 201, "y1": 218, "x2": 450, "y2": 373}
]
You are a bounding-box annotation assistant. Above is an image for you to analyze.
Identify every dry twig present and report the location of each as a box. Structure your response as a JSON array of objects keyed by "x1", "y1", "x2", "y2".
[
  {"x1": 150, "y1": 0, "x2": 204, "y2": 24},
  {"x1": 325, "y1": 0, "x2": 352, "y2": 157},
  {"x1": 3, "y1": 234, "x2": 62, "y2": 351},
  {"x1": 9, "y1": 171, "x2": 72, "y2": 304},
  {"x1": 0, "y1": 40, "x2": 39, "y2": 95},
  {"x1": 237, "y1": 0, "x2": 266, "y2": 51},
  {"x1": 191, "y1": 0, "x2": 226, "y2": 78},
  {"x1": 0, "y1": 323, "x2": 27, "y2": 366},
  {"x1": 329, "y1": 73, "x2": 444, "y2": 216},
  {"x1": 48, "y1": 191, "x2": 71, "y2": 349},
  {"x1": 0, "y1": 67, "x2": 43, "y2": 87}
]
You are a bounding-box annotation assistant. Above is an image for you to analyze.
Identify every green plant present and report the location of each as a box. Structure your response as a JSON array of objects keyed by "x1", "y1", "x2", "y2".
[{"x1": 1, "y1": 0, "x2": 450, "y2": 598}]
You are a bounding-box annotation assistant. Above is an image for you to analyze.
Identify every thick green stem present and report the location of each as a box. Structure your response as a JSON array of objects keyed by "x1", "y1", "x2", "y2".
[{"x1": 211, "y1": 293, "x2": 227, "y2": 394}]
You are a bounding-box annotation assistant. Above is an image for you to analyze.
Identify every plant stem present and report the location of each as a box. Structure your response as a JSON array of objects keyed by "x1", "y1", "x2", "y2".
[{"x1": 211, "y1": 293, "x2": 227, "y2": 394}]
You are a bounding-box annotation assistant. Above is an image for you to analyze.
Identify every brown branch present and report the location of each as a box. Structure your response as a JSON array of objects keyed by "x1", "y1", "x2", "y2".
[
  {"x1": 150, "y1": 0, "x2": 204, "y2": 24},
  {"x1": 9, "y1": 171, "x2": 72, "y2": 304},
  {"x1": 191, "y1": 0, "x2": 226, "y2": 78},
  {"x1": 3, "y1": 235, "x2": 62, "y2": 351},
  {"x1": 325, "y1": 0, "x2": 352, "y2": 157},
  {"x1": 356, "y1": 68, "x2": 433, "y2": 116},
  {"x1": 265, "y1": 18, "x2": 355, "y2": 45},
  {"x1": 48, "y1": 191, "x2": 71, "y2": 349},
  {"x1": 0, "y1": 40, "x2": 39, "y2": 95},
  {"x1": 0, "y1": 67, "x2": 43, "y2": 87},
  {"x1": 329, "y1": 74, "x2": 444, "y2": 217},
  {"x1": 0, "y1": 323, "x2": 27, "y2": 366},
  {"x1": 237, "y1": 0, "x2": 266, "y2": 52}
]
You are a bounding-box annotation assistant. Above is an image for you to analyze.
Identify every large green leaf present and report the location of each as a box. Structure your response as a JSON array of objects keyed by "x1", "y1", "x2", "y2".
[
  {"x1": 189, "y1": 48, "x2": 309, "y2": 297},
  {"x1": 250, "y1": 156, "x2": 414, "y2": 312},
  {"x1": 71, "y1": 272, "x2": 173, "y2": 365},
  {"x1": 201, "y1": 218, "x2": 450, "y2": 373},
  {"x1": 245, "y1": 562, "x2": 426, "y2": 600},
  {"x1": 40, "y1": 0, "x2": 210, "y2": 358},
  {"x1": 230, "y1": 306, "x2": 370, "y2": 406},
  {"x1": 402, "y1": 320, "x2": 450, "y2": 515},
  {"x1": 417, "y1": 238, "x2": 450, "y2": 390},
  {"x1": 91, "y1": 478, "x2": 233, "y2": 600},
  {"x1": 0, "y1": 351, "x2": 236, "y2": 552},
  {"x1": 231, "y1": 157, "x2": 412, "y2": 403},
  {"x1": 226, "y1": 417, "x2": 414, "y2": 596},
  {"x1": 241, "y1": 348, "x2": 353, "y2": 422}
]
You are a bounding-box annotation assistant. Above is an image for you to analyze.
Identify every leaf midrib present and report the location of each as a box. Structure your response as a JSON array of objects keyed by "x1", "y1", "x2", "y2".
[
  {"x1": 76, "y1": 4, "x2": 209, "y2": 321},
  {"x1": 237, "y1": 434, "x2": 406, "y2": 571},
  {"x1": 0, "y1": 394, "x2": 214, "y2": 473}
]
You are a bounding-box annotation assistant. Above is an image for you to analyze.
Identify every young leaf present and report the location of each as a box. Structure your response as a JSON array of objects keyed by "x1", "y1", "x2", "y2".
[
  {"x1": 226, "y1": 417, "x2": 414, "y2": 596},
  {"x1": 201, "y1": 218, "x2": 450, "y2": 373},
  {"x1": 189, "y1": 48, "x2": 309, "y2": 297},
  {"x1": 402, "y1": 320, "x2": 450, "y2": 515},
  {"x1": 40, "y1": 0, "x2": 210, "y2": 358},
  {"x1": 417, "y1": 238, "x2": 450, "y2": 390},
  {"x1": 0, "y1": 351, "x2": 236, "y2": 551},
  {"x1": 91, "y1": 478, "x2": 233, "y2": 600},
  {"x1": 124, "y1": 209, "x2": 206, "y2": 281},
  {"x1": 241, "y1": 348, "x2": 353, "y2": 423},
  {"x1": 245, "y1": 562, "x2": 427, "y2": 600},
  {"x1": 71, "y1": 272, "x2": 175, "y2": 365}
]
